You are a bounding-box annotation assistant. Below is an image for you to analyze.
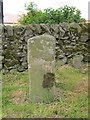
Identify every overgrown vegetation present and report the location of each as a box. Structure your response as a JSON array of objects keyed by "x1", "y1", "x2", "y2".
[
  {"x1": 2, "y1": 65, "x2": 88, "y2": 118},
  {"x1": 19, "y1": 2, "x2": 86, "y2": 24}
]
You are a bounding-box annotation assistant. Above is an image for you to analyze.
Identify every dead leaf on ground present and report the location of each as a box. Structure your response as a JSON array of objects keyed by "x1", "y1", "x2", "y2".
[
  {"x1": 11, "y1": 90, "x2": 26, "y2": 104},
  {"x1": 73, "y1": 80, "x2": 88, "y2": 94}
]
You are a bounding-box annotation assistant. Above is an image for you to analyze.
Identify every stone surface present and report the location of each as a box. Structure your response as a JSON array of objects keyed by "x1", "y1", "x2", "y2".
[
  {"x1": 28, "y1": 34, "x2": 56, "y2": 103},
  {"x1": 56, "y1": 57, "x2": 67, "y2": 67},
  {"x1": 72, "y1": 54, "x2": 83, "y2": 69},
  {"x1": 69, "y1": 22, "x2": 82, "y2": 33},
  {"x1": 6, "y1": 26, "x2": 13, "y2": 36}
]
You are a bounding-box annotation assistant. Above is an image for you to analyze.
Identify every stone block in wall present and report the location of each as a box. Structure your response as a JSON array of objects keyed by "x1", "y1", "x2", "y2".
[
  {"x1": 17, "y1": 65, "x2": 27, "y2": 72},
  {"x1": 5, "y1": 59, "x2": 19, "y2": 70},
  {"x1": 69, "y1": 22, "x2": 82, "y2": 33},
  {"x1": 32, "y1": 24, "x2": 42, "y2": 34},
  {"x1": 25, "y1": 25, "x2": 34, "y2": 37},
  {"x1": 59, "y1": 26, "x2": 65, "y2": 37},
  {"x1": 40, "y1": 24, "x2": 51, "y2": 34},
  {"x1": 80, "y1": 32, "x2": 88, "y2": 42},
  {"x1": 5, "y1": 26, "x2": 13, "y2": 36},
  {"x1": 13, "y1": 26, "x2": 26, "y2": 36},
  {"x1": 49, "y1": 24, "x2": 59, "y2": 38},
  {"x1": 71, "y1": 54, "x2": 83, "y2": 69},
  {"x1": 56, "y1": 57, "x2": 67, "y2": 67}
]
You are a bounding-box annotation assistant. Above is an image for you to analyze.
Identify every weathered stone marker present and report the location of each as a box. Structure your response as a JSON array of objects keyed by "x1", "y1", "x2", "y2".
[{"x1": 28, "y1": 34, "x2": 56, "y2": 103}]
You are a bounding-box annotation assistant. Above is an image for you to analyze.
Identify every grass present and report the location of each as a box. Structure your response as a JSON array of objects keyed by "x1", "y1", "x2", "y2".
[{"x1": 1, "y1": 65, "x2": 88, "y2": 118}]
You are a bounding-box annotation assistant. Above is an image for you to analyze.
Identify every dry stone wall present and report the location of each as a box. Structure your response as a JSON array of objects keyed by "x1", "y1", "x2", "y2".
[{"x1": 1, "y1": 23, "x2": 89, "y2": 72}]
